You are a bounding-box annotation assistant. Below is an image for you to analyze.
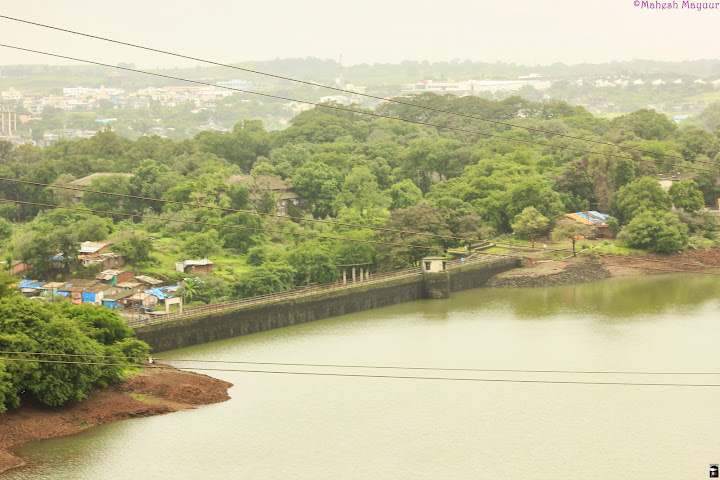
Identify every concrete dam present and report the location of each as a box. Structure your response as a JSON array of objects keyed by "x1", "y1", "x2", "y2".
[{"x1": 134, "y1": 256, "x2": 521, "y2": 352}]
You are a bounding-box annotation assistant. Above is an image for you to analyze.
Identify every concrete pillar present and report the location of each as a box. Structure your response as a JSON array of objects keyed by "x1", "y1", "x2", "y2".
[
  {"x1": 359, "y1": 267, "x2": 363, "y2": 282},
  {"x1": 342, "y1": 268, "x2": 347, "y2": 284},
  {"x1": 352, "y1": 267, "x2": 356, "y2": 283}
]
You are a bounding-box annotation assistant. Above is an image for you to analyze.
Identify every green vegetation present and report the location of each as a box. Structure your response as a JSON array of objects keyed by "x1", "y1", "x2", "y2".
[
  {"x1": 0, "y1": 287, "x2": 149, "y2": 413},
  {"x1": 0, "y1": 92, "x2": 718, "y2": 308}
]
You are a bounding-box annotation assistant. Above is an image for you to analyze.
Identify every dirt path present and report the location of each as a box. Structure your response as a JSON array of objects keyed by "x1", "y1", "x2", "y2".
[{"x1": 0, "y1": 365, "x2": 232, "y2": 474}]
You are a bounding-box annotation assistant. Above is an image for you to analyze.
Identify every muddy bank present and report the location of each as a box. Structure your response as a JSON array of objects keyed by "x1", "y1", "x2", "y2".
[
  {"x1": 486, "y1": 260, "x2": 611, "y2": 288},
  {"x1": 486, "y1": 248, "x2": 720, "y2": 288},
  {"x1": 0, "y1": 366, "x2": 232, "y2": 475}
]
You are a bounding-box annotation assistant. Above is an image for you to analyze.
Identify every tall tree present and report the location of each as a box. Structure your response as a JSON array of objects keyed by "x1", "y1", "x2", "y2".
[{"x1": 511, "y1": 207, "x2": 551, "y2": 248}]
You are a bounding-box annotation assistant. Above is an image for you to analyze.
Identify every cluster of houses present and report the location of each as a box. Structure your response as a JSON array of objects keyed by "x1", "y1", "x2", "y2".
[
  {"x1": 12, "y1": 239, "x2": 222, "y2": 315},
  {"x1": 17, "y1": 270, "x2": 181, "y2": 314}
]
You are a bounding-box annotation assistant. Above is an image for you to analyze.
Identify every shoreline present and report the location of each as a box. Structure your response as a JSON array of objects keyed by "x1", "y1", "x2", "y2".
[
  {"x1": 0, "y1": 365, "x2": 232, "y2": 475},
  {"x1": 486, "y1": 247, "x2": 720, "y2": 288},
  {"x1": 2, "y1": 248, "x2": 719, "y2": 475}
]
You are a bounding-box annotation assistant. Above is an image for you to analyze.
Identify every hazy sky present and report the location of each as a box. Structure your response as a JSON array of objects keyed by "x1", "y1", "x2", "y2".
[{"x1": 0, "y1": 0, "x2": 718, "y2": 68}]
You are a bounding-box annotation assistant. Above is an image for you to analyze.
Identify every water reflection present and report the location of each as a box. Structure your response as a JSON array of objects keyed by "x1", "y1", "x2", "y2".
[
  {"x1": 476, "y1": 273, "x2": 720, "y2": 318},
  {"x1": 4, "y1": 272, "x2": 720, "y2": 480}
]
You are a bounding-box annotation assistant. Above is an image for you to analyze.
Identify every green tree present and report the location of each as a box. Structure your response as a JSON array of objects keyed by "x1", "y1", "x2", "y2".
[
  {"x1": 181, "y1": 278, "x2": 200, "y2": 303},
  {"x1": 377, "y1": 203, "x2": 453, "y2": 269},
  {"x1": 182, "y1": 229, "x2": 222, "y2": 259},
  {"x1": 292, "y1": 162, "x2": 341, "y2": 218},
  {"x1": 511, "y1": 207, "x2": 551, "y2": 248},
  {"x1": 506, "y1": 179, "x2": 565, "y2": 227},
  {"x1": 0, "y1": 218, "x2": 12, "y2": 242},
  {"x1": 81, "y1": 175, "x2": 132, "y2": 214},
  {"x1": 58, "y1": 303, "x2": 134, "y2": 345},
  {"x1": 246, "y1": 246, "x2": 267, "y2": 266},
  {"x1": 615, "y1": 157, "x2": 636, "y2": 188},
  {"x1": 231, "y1": 263, "x2": 296, "y2": 298},
  {"x1": 114, "y1": 236, "x2": 154, "y2": 264},
  {"x1": 619, "y1": 210, "x2": 689, "y2": 253},
  {"x1": 551, "y1": 218, "x2": 593, "y2": 256},
  {"x1": 0, "y1": 272, "x2": 16, "y2": 300},
  {"x1": 286, "y1": 242, "x2": 338, "y2": 285},
  {"x1": 612, "y1": 177, "x2": 671, "y2": 224},
  {"x1": 668, "y1": 180, "x2": 704, "y2": 212},
  {"x1": 76, "y1": 216, "x2": 113, "y2": 242},
  {"x1": 220, "y1": 213, "x2": 265, "y2": 252},
  {"x1": 0, "y1": 297, "x2": 143, "y2": 409},
  {"x1": 388, "y1": 179, "x2": 423, "y2": 210},
  {"x1": 337, "y1": 165, "x2": 390, "y2": 215}
]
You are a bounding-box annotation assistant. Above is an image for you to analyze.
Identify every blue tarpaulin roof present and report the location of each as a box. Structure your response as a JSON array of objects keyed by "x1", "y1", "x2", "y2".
[
  {"x1": 18, "y1": 280, "x2": 45, "y2": 289},
  {"x1": 82, "y1": 292, "x2": 96, "y2": 303},
  {"x1": 56, "y1": 291, "x2": 69, "y2": 296},
  {"x1": 574, "y1": 211, "x2": 609, "y2": 224},
  {"x1": 145, "y1": 288, "x2": 173, "y2": 300}
]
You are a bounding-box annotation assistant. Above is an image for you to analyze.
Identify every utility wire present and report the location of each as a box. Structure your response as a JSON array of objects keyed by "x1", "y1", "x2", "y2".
[
  {"x1": 0, "y1": 176, "x2": 470, "y2": 242},
  {"x1": 0, "y1": 198, "x2": 439, "y2": 250},
  {"x1": 0, "y1": 43, "x2": 718, "y2": 176},
  {"x1": 1, "y1": 357, "x2": 718, "y2": 387},
  {"x1": 2, "y1": 350, "x2": 719, "y2": 376},
  {"x1": 0, "y1": 15, "x2": 711, "y2": 167}
]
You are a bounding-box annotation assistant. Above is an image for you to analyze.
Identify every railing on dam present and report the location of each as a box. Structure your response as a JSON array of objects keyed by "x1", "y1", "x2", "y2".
[{"x1": 126, "y1": 254, "x2": 499, "y2": 328}]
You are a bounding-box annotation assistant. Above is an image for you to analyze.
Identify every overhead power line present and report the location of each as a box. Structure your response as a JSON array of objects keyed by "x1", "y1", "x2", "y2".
[
  {"x1": 0, "y1": 43, "x2": 718, "y2": 176},
  {"x1": 3, "y1": 350, "x2": 719, "y2": 376},
  {"x1": 0, "y1": 14, "x2": 710, "y2": 167},
  {"x1": 0, "y1": 198, "x2": 440, "y2": 250},
  {"x1": 1, "y1": 357, "x2": 718, "y2": 387},
  {"x1": 0, "y1": 176, "x2": 469, "y2": 242}
]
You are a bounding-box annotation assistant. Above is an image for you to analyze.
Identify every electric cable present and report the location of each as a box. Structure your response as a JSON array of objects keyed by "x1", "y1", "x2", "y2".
[
  {"x1": 0, "y1": 15, "x2": 712, "y2": 167},
  {"x1": 0, "y1": 198, "x2": 439, "y2": 250},
  {"x1": 1, "y1": 357, "x2": 719, "y2": 387},
  {"x1": 2, "y1": 350, "x2": 719, "y2": 376},
  {"x1": 0, "y1": 176, "x2": 470, "y2": 242}
]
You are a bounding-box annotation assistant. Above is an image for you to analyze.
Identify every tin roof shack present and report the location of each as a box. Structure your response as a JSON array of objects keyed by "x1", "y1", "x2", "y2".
[
  {"x1": 96, "y1": 269, "x2": 134, "y2": 286},
  {"x1": 128, "y1": 292, "x2": 159, "y2": 312},
  {"x1": 18, "y1": 279, "x2": 44, "y2": 297},
  {"x1": 135, "y1": 275, "x2": 163, "y2": 286},
  {"x1": 563, "y1": 211, "x2": 614, "y2": 239},
  {"x1": 63, "y1": 279, "x2": 107, "y2": 305},
  {"x1": 1, "y1": 260, "x2": 28, "y2": 276},
  {"x1": 38, "y1": 281, "x2": 68, "y2": 301},
  {"x1": 79, "y1": 241, "x2": 112, "y2": 256},
  {"x1": 145, "y1": 286, "x2": 181, "y2": 312},
  {"x1": 116, "y1": 281, "x2": 146, "y2": 292},
  {"x1": 102, "y1": 289, "x2": 135, "y2": 310},
  {"x1": 175, "y1": 259, "x2": 214, "y2": 274},
  {"x1": 80, "y1": 252, "x2": 124, "y2": 270}
]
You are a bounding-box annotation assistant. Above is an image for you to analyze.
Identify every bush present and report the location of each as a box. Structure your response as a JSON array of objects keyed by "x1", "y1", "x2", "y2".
[{"x1": 618, "y1": 210, "x2": 688, "y2": 253}]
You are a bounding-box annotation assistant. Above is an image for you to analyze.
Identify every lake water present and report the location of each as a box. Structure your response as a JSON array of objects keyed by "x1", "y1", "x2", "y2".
[{"x1": 4, "y1": 273, "x2": 720, "y2": 479}]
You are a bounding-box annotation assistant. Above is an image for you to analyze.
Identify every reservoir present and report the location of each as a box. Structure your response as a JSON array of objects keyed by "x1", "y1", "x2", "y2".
[{"x1": 5, "y1": 272, "x2": 720, "y2": 479}]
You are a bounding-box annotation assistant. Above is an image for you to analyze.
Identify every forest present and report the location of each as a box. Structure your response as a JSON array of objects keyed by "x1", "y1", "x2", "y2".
[{"x1": 1, "y1": 93, "x2": 719, "y2": 304}]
